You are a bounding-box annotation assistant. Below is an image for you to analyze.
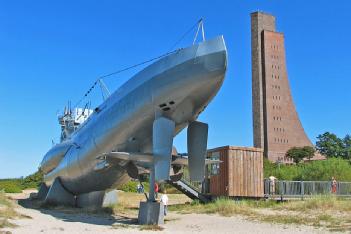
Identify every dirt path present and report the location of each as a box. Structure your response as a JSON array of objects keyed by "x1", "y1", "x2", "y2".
[{"x1": 2, "y1": 193, "x2": 330, "y2": 234}]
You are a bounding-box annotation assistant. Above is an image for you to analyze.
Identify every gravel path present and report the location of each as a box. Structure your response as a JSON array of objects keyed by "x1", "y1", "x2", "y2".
[
  {"x1": 1, "y1": 192, "x2": 332, "y2": 234},
  {"x1": 2, "y1": 204, "x2": 330, "y2": 234}
]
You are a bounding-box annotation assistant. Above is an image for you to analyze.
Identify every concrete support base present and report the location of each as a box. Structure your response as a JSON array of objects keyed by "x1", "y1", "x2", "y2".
[
  {"x1": 138, "y1": 201, "x2": 164, "y2": 225},
  {"x1": 76, "y1": 190, "x2": 118, "y2": 209},
  {"x1": 37, "y1": 183, "x2": 49, "y2": 200},
  {"x1": 76, "y1": 191, "x2": 104, "y2": 208},
  {"x1": 102, "y1": 190, "x2": 118, "y2": 207},
  {"x1": 44, "y1": 178, "x2": 75, "y2": 206}
]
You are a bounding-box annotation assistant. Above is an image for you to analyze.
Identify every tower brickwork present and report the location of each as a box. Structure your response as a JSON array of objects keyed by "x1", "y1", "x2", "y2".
[
  {"x1": 251, "y1": 12, "x2": 315, "y2": 163},
  {"x1": 251, "y1": 12, "x2": 275, "y2": 149}
]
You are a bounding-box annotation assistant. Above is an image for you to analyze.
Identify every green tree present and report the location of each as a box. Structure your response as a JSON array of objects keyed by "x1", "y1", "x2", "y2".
[
  {"x1": 342, "y1": 134, "x2": 351, "y2": 160},
  {"x1": 21, "y1": 170, "x2": 43, "y2": 189},
  {"x1": 316, "y1": 132, "x2": 344, "y2": 158},
  {"x1": 285, "y1": 146, "x2": 315, "y2": 164},
  {"x1": 302, "y1": 146, "x2": 316, "y2": 161}
]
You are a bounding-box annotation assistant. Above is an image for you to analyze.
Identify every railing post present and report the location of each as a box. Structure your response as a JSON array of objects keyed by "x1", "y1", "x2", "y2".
[
  {"x1": 279, "y1": 180, "x2": 283, "y2": 201},
  {"x1": 301, "y1": 181, "x2": 304, "y2": 200}
]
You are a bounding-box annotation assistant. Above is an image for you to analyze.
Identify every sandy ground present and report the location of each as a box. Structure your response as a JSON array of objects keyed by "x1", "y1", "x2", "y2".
[{"x1": 2, "y1": 191, "x2": 331, "y2": 234}]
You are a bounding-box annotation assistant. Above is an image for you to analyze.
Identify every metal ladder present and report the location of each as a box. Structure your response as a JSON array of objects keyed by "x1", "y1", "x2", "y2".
[{"x1": 167, "y1": 178, "x2": 211, "y2": 203}]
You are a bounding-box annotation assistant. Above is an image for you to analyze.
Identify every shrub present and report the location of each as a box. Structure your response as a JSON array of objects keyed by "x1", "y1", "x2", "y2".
[
  {"x1": 3, "y1": 184, "x2": 22, "y2": 193},
  {"x1": 0, "y1": 180, "x2": 22, "y2": 193},
  {"x1": 21, "y1": 170, "x2": 43, "y2": 189},
  {"x1": 264, "y1": 158, "x2": 351, "y2": 181},
  {"x1": 117, "y1": 180, "x2": 149, "y2": 193}
]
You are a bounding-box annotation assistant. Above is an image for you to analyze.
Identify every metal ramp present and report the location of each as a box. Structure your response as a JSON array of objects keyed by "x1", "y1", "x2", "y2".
[{"x1": 167, "y1": 178, "x2": 211, "y2": 203}]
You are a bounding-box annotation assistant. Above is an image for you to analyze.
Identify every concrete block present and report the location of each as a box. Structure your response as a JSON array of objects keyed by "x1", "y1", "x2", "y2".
[
  {"x1": 138, "y1": 201, "x2": 164, "y2": 225},
  {"x1": 76, "y1": 191, "x2": 105, "y2": 208},
  {"x1": 44, "y1": 178, "x2": 75, "y2": 206},
  {"x1": 102, "y1": 190, "x2": 118, "y2": 207},
  {"x1": 76, "y1": 190, "x2": 118, "y2": 208},
  {"x1": 37, "y1": 183, "x2": 49, "y2": 200}
]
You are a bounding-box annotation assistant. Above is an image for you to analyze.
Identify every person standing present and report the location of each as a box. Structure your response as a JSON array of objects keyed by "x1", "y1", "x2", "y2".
[
  {"x1": 160, "y1": 190, "x2": 169, "y2": 216},
  {"x1": 154, "y1": 183, "x2": 159, "y2": 199},
  {"x1": 269, "y1": 175, "x2": 277, "y2": 195},
  {"x1": 140, "y1": 183, "x2": 144, "y2": 193},
  {"x1": 331, "y1": 177, "x2": 337, "y2": 194}
]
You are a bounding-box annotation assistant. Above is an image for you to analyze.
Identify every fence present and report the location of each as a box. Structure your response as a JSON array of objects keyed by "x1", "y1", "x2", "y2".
[{"x1": 264, "y1": 179, "x2": 351, "y2": 198}]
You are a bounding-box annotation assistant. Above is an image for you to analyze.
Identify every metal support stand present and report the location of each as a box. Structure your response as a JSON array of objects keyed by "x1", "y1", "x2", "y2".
[
  {"x1": 138, "y1": 116, "x2": 174, "y2": 225},
  {"x1": 138, "y1": 165, "x2": 164, "y2": 225},
  {"x1": 149, "y1": 166, "x2": 156, "y2": 202}
]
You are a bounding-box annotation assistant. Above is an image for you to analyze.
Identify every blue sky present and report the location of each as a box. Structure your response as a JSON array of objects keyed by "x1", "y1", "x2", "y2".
[{"x1": 0, "y1": 1, "x2": 350, "y2": 178}]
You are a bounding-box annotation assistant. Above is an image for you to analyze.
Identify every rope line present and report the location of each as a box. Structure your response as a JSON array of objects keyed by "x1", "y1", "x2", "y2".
[
  {"x1": 73, "y1": 49, "x2": 179, "y2": 108},
  {"x1": 72, "y1": 18, "x2": 203, "y2": 109},
  {"x1": 169, "y1": 18, "x2": 202, "y2": 51}
]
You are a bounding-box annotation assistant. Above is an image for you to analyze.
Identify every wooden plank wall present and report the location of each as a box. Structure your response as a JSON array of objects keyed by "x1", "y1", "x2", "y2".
[
  {"x1": 208, "y1": 149, "x2": 228, "y2": 196},
  {"x1": 209, "y1": 146, "x2": 263, "y2": 198}
]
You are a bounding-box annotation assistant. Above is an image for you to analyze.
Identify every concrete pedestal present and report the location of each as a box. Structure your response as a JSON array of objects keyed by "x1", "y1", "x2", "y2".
[
  {"x1": 102, "y1": 190, "x2": 118, "y2": 207},
  {"x1": 138, "y1": 201, "x2": 164, "y2": 225},
  {"x1": 44, "y1": 178, "x2": 75, "y2": 206},
  {"x1": 76, "y1": 190, "x2": 118, "y2": 208},
  {"x1": 76, "y1": 191, "x2": 105, "y2": 209},
  {"x1": 37, "y1": 183, "x2": 49, "y2": 200}
]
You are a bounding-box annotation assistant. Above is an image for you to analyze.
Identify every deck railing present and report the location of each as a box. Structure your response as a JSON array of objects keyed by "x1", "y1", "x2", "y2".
[
  {"x1": 264, "y1": 179, "x2": 351, "y2": 198},
  {"x1": 181, "y1": 167, "x2": 203, "y2": 192}
]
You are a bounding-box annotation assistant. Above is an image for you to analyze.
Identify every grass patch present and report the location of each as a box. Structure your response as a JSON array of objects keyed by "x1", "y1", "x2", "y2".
[
  {"x1": 164, "y1": 217, "x2": 180, "y2": 223},
  {"x1": 112, "y1": 223, "x2": 133, "y2": 229},
  {"x1": 110, "y1": 191, "x2": 191, "y2": 217},
  {"x1": 276, "y1": 195, "x2": 351, "y2": 212},
  {"x1": 169, "y1": 196, "x2": 351, "y2": 232},
  {"x1": 260, "y1": 214, "x2": 308, "y2": 225},
  {"x1": 170, "y1": 198, "x2": 257, "y2": 217},
  {"x1": 0, "y1": 218, "x2": 17, "y2": 229},
  {"x1": 139, "y1": 224, "x2": 164, "y2": 231},
  {"x1": 0, "y1": 170, "x2": 43, "y2": 193},
  {"x1": 0, "y1": 180, "x2": 22, "y2": 193},
  {"x1": 0, "y1": 191, "x2": 29, "y2": 229}
]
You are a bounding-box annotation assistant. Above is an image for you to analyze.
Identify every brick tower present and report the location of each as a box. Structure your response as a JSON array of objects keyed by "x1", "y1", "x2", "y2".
[{"x1": 251, "y1": 11, "x2": 314, "y2": 163}]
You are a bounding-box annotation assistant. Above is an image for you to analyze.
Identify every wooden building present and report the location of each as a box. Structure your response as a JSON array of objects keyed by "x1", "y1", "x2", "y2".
[{"x1": 207, "y1": 146, "x2": 264, "y2": 198}]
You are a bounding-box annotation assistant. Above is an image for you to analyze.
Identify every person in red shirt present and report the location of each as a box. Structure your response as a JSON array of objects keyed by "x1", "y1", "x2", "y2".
[
  {"x1": 154, "y1": 183, "x2": 159, "y2": 199},
  {"x1": 331, "y1": 177, "x2": 337, "y2": 194}
]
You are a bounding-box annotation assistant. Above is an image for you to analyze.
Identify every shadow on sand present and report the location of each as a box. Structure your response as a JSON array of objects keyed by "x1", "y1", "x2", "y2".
[{"x1": 17, "y1": 197, "x2": 138, "y2": 226}]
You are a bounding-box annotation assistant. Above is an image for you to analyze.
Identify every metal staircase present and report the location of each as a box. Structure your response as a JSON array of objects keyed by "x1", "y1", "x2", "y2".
[{"x1": 167, "y1": 178, "x2": 211, "y2": 203}]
